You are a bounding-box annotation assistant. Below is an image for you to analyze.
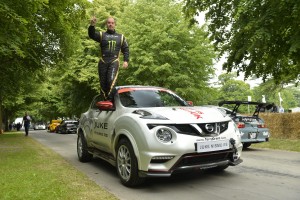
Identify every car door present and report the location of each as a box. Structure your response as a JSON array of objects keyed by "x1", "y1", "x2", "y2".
[
  {"x1": 57, "y1": 121, "x2": 64, "y2": 133},
  {"x1": 90, "y1": 95, "x2": 116, "y2": 152}
]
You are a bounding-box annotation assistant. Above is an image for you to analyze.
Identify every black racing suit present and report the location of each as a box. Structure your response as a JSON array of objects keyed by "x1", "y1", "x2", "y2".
[{"x1": 88, "y1": 25, "x2": 129, "y2": 100}]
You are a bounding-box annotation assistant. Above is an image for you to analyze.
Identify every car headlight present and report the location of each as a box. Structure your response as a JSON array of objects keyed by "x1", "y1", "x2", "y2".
[{"x1": 156, "y1": 128, "x2": 172, "y2": 143}]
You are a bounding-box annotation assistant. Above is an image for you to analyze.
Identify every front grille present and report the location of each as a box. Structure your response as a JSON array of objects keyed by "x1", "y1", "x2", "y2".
[
  {"x1": 173, "y1": 150, "x2": 232, "y2": 169},
  {"x1": 147, "y1": 121, "x2": 229, "y2": 137},
  {"x1": 147, "y1": 124, "x2": 200, "y2": 136},
  {"x1": 197, "y1": 121, "x2": 229, "y2": 135}
]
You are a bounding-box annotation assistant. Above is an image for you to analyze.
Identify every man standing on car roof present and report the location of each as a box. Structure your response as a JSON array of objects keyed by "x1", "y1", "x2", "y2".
[{"x1": 88, "y1": 16, "x2": 129, "y2": 100}]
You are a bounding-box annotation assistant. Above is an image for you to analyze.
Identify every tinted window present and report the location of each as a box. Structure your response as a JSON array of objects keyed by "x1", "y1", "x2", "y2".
[
  {"x1": 119, "y1": 89, "x2": 187, "y2": 108},
  {"x1": 66, "y1": 121, "x2": 78, "y2": 125}
]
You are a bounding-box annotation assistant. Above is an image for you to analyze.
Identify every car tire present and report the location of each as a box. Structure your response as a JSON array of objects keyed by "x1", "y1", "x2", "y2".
[
  {"x1": 77, "y1": 133, "x2": 93, "y2": 162},
  {"x1": 116, "y1": 138, "x2": 145, "y2": 187},
  {"x1": 243, "y1": 143, "x2": 251, "y2": 149}
]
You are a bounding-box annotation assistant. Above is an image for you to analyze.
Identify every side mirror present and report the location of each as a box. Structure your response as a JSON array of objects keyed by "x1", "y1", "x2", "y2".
[
  {"x1": 96, "y1": 101, "x2": 115, "y2": 111},
  {"x1": 187, "y1": 101, "x2": 193, "y2": 106}
]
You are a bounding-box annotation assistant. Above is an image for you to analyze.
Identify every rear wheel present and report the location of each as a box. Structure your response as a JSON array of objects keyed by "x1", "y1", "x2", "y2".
[
  {"x1": 243, "y1": 143, "x2": 252, "y2": 149},
  {"x1": 77, "y1": 133, "x2": 93, "y2": 162},
  {"x1": 116, "y1": 138, "x2": 145, "y2": 187}
]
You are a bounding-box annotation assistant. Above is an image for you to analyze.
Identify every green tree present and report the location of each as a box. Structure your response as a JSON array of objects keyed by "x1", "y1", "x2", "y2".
[
  {"x1": 218, "y1": 80, "x2": 253, "y2": 102},
  {"x1": 183, "y1": 0, "x2": 300, "y2": 84},
  {"x1": 252, "y1": 80, "x2": 298, "y2": 111},
  {"x1": 47, "y1": 0, "x2": 129, "y2": 117},
  {"x1": 0, "y1": 0, "x2": 86, "y2": 131},
  {"x1": 117, "y1": 0, "x2": 216, "y2": 104},
  {"x1": 218, "y1": 73, "x2": 253, "y2": 113},
  {"x1": 54, "y1": 0, "x2": 217, "y2": 115},
  {"x1": 288, "y1": 87, "x2": 300, "y2": 107}
]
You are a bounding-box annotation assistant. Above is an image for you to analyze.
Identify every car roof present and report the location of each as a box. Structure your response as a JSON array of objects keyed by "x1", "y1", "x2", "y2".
[
  {"x1": 91, "y1": 85, "x2": 175, "y2": 102},
  {"x1": 64, "y1": 120, "x2": 78, "y2": 122},
  {"x1": 115, "y1": 85, "x2": 171, "y2": 94}
]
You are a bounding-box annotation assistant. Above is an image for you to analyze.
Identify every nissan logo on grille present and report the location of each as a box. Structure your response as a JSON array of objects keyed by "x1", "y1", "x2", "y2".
[
  {"x1": 197, "y1": 122, "x2": 228, "y2": 135},
  {"x1": 205, "y1": 124, "x2": 214, "y2": 133}
]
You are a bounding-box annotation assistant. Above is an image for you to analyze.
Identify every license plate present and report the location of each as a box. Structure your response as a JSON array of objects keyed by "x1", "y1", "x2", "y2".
[
  {"x1": 196, "y1": 140, "x2": 230, "y2": 153},
  {"x1": 249, "y1": 132, "x2": 257, "y2": 139}
]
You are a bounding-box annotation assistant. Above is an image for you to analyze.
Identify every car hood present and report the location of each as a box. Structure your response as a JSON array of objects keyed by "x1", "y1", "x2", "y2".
[{"x1": 135, "y1": 106, "x2": 229, "y2": 123}]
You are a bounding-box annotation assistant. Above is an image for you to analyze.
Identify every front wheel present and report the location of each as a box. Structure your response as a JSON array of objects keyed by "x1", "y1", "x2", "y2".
[
  {"x1": 116, "y1": 139, "x2": 145, "y2": 187},
  {"x1": 77, "y1": 133, "x2": 93, "y2": 162}
]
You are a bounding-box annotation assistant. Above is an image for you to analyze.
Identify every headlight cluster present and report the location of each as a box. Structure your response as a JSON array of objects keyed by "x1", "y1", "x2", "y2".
[{"x1": 156, "y1": 128, "x2": 173, "y2": 143}]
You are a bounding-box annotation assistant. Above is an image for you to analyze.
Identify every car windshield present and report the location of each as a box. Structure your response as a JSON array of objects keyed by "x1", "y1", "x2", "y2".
[{"x1": 118, "y1": 89, "x2": 188, "y2": 108}]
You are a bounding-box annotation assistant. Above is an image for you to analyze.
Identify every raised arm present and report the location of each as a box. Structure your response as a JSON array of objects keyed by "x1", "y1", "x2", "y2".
[{"x1": 88, "y1": 16, "x2": 101, "y2": 42}]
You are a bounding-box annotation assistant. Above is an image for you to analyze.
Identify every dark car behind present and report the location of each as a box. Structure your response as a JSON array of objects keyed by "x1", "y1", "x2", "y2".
[{"x1": 56, "y1": 120, "x2": 78, "y2": 134}]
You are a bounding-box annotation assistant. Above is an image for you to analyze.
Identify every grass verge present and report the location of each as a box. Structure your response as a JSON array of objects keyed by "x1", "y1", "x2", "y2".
[
  {"x1": 251, "y1": 138, "x2": 300, "y2": 152},
  {"x1": 0, "y1": 132, "x2": 118, "y2": 200}
]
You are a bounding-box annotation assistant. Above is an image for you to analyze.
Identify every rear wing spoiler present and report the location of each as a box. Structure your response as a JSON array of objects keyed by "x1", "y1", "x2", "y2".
[{"x1": 218, "y1": 101, "x2": 274, "y2": 118}]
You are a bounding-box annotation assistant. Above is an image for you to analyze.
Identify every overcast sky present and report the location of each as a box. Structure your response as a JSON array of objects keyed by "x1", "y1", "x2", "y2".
[{"x1": 196, "y1": 13, "x2": 262, "y2": 88}]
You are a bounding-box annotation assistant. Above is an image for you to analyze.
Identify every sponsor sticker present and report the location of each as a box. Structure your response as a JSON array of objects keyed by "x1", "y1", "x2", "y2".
[
  {"x1": 241, "y1": 117, "x2": 257, "y2": 122},
  {"x1": 249, "y1": 132, "x2": 257, "y2": 139},
  {"x1": 180, "y1": 107, "x2": 203, "y2": 119}
]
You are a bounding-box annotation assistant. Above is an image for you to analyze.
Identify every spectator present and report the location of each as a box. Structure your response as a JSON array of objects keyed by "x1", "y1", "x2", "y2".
[
  {"x1": 16, "y1": 123, "x2": 21, "y2": 131},
  {"x1": 22, "y1": 112, "x2": 31, "y2": 136}
]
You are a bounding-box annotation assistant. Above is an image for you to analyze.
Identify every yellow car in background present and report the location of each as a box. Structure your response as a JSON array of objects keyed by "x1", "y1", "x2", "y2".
[{"x1": 48, "y1": 119, "x2": 62, "y2": 132}]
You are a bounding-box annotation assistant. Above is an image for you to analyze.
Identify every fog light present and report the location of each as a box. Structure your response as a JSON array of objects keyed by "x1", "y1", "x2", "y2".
[
  {"x1": 151, "y1": 156, "x2": 175, "y2": 163},
  {"x1": 152, "y1": 156, "x2": 174, "y2": 160}
]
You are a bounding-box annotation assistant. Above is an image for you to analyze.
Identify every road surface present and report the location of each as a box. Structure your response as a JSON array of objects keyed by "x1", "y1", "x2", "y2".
[{"x1": 30, "y1": 130, "x2": 300, "y2": 200}]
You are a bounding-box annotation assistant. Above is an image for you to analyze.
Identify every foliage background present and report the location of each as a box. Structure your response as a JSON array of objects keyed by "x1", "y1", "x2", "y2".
[
  {"x1": 183, "y1": 0, "x2": 300, "y2": 84},
  {"x1": 0, "y1": 0, "x2": 299, "y2": 130}
]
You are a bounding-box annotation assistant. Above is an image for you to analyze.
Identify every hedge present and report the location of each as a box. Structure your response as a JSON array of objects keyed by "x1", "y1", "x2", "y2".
[{"x1": 260, "y1": 113, "x2": 300, "y2": 139}]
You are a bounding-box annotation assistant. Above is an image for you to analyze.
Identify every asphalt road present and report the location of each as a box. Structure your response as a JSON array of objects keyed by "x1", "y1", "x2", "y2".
[{"x1": 29, "y1": 130, "x2": 300, "y2": 200}]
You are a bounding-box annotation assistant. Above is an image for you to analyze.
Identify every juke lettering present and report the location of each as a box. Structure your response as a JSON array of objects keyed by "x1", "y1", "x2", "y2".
[{"x1": 94, "y1": 122, "x2": 108, "y2": 129}]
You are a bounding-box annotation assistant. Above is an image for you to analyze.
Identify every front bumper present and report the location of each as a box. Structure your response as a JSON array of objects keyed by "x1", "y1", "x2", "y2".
[
  {"x1": 240, "y1": 129, "x2": 270, "y2": 143},
  {"x1": 139, "y1": 149, "x2": 243, "y2": 177},
  {"x1": 66, "y1": 129, "x2": 77, "y2": 134}
]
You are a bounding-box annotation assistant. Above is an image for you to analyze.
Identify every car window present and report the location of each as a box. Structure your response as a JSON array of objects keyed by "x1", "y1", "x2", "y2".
[
  {"x1": 119, "y1": 89, "x2": 187, "y2": 108},
  {"x1": 66, "y1": 121, "x2": 78, "y2": 125},
  {"x1": 66, "y1": 122, "x2": 78, "y2": 126}
]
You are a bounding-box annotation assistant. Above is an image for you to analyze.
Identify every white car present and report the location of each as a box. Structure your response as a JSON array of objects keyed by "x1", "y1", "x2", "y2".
[
  {"x1": 34, "y1": 123, "x2": 46, "y2": 130},
  {"x1": 77, "y1": 86, "x2": 243, "y2": 187}
]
